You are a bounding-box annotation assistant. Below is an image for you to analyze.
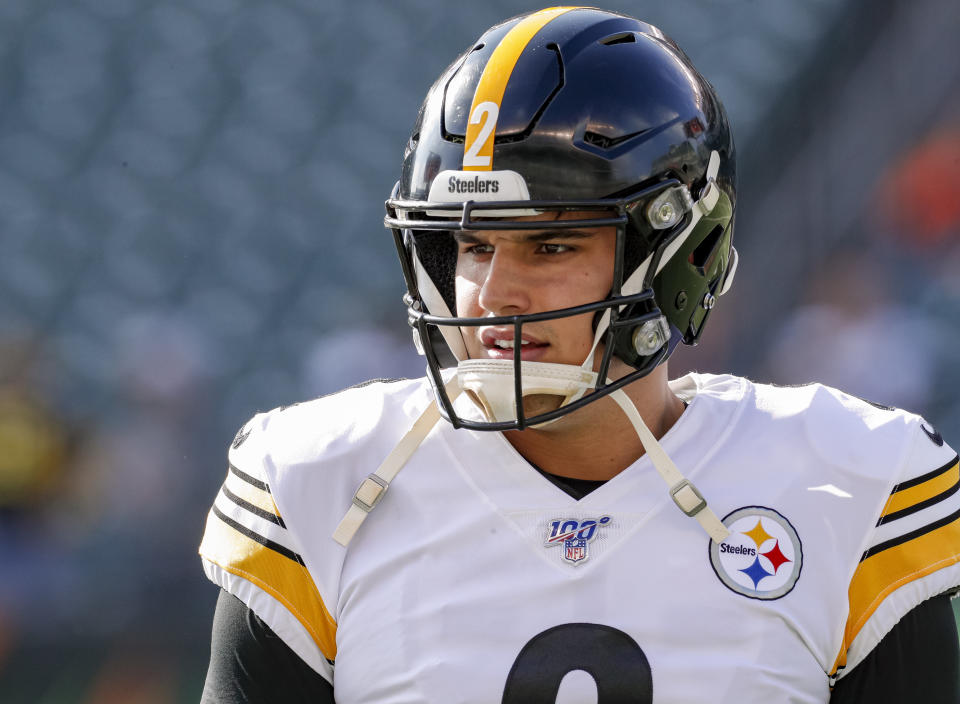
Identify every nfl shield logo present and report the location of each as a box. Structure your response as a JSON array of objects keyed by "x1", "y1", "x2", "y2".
[{"x1": 565, "y1": 539, "x2": 588, "y2": 563}]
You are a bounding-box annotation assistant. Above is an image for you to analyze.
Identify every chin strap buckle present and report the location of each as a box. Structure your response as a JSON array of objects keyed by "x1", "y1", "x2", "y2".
[
  {"x1": 608, "y1": 387, "x2": 730, "y2": 544},
  {"x1": 670, "y1": 479, "x2": 707, "y2": 517},
  {"x1": 352, "y1": 475, "x2": 389, "y2": 513}
]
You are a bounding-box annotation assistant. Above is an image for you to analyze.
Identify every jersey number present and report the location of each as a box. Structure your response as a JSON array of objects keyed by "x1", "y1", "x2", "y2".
[{"x1": 502, "y1": 623, "x2": 653, "y2": 703}]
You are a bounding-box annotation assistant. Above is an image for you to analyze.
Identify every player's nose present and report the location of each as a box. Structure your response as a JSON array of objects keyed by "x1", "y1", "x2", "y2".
[{"x1": 477, "y1": 250, "x2": 531, "y2": 315}]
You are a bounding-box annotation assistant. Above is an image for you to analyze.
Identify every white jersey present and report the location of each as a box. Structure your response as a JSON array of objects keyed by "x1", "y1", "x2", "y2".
[{"x1": 199, "y1": 373, "x2": 960, "y2": 703}]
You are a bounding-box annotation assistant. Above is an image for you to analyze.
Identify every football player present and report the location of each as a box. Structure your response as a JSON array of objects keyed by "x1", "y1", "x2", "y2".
[{"x1": 199, "y1": 7, "x2": 960, "y2": 702}]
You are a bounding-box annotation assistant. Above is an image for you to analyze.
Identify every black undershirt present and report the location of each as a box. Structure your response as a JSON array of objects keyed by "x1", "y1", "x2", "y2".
[
  {"x1": 202, "y1": 467, "x2": 960, "y2": 703},
  {"x1": 534, "y1": 465, "x2": 607, "y2": 499},
  {"x1": 202, "y1": 590, "x2": 335, "y2": 704}
]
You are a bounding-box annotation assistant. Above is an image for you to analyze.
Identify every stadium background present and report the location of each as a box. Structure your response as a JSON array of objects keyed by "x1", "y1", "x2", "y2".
[{"x1": 0, "y1": 0, "x2": 957, "y2": 700}]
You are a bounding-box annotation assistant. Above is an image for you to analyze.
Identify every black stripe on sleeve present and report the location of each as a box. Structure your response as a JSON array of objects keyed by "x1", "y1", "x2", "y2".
[
  {"x1": 212, "y1": 504, "x2": 305, "y2": 566},
  {"x1": 229, "y1": 463, "x2": 271, "y2": 492},
  {"x1": 221, "y1": 486, "x2": 287, "y2": 529},
  {"x1": 861, "y1": 505, "x2": 960, "y2": 562},
  {"x1": 890, "y1": 455, "x2": 959, "y2": 493},
  {"x1": 877, "y1": 480, "x2": 960, "y2": 526}
]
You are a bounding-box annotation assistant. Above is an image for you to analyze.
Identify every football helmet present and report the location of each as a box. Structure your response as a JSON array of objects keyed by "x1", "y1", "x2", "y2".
[{"x1": 385, "y1": 6, "x2": 737, "y2": 431}]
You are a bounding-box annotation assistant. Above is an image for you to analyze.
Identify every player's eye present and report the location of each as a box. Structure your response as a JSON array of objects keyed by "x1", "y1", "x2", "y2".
[
  {"x1": 537, "y1": 242, "x2": 574, "y2": 254},
  {"x1": 461, "y1": 243, "x2": 494, "y2": 255}
]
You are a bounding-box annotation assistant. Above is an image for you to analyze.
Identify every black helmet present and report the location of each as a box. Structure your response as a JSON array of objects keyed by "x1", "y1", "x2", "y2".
[{"x1": 385, "y1": 7, "x2": 737, "y2": 431}]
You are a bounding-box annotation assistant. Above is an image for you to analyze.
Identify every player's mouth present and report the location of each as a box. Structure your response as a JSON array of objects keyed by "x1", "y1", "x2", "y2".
[{"x1": 479, "y1": 328, "x2": 549, "y2": 361}]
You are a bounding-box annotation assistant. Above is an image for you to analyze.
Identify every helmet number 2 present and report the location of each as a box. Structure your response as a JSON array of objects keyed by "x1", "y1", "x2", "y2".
[
  {"x1": 501, "y1": 623, "x2": 653, "y2": 703},
  {"x1": 463, "y1": 101, "x2": 499, "y2": 167}
]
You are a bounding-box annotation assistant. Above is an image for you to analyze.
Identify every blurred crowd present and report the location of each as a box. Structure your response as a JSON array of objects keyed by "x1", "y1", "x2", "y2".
[
  {"x1": 0, "y1": 316, "x2": 421, "y2": 700},
  {"x1": 760, "y1": 126, "x2": 960, "y2": 427}
]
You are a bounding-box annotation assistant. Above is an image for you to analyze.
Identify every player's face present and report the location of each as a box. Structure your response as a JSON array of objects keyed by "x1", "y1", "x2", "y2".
[{"x1": 454, "y1": 212, "x2": 616, "y2": 368}]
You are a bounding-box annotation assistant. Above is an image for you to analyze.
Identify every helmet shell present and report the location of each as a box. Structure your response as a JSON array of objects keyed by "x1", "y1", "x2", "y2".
[{"x1": 399, "y1": 8, "x2": 735, "y2": 208}]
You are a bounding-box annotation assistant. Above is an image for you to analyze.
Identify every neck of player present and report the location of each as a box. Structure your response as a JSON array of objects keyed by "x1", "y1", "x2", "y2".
[{"x1": 503, "y1": 363, "x2": 686, "y2": 482}]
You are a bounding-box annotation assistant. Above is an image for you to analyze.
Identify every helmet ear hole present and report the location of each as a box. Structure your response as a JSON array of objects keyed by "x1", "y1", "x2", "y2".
[
  {"x1": 411, "y1": 230, "x2": 458, "y2": 313},
  {"x1": 688, "y1": 225, "x2": 724, "y2": 275}
]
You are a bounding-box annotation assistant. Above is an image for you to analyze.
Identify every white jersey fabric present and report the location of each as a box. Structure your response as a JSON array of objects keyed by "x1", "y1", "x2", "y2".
[{"x1": 200, "y1": 373, "x2": 960, "y2": 703}]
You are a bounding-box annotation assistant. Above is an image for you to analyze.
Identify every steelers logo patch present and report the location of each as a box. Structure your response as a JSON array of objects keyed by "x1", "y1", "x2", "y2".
[{"x1": 709, "y1": 506, "x2": 802, "y2": 600}]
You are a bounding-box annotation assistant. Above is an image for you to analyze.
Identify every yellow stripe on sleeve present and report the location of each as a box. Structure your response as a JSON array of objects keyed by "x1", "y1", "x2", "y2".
[
  {"x1": 880, "y1": 462, "x2": 959, "y2": 518},
  {"x1": 462, "y1": 6, "x2": 579, "y2": 171},
  {"x1": 830, "y1": 508, "x2": 960, "y2": 676},
  {"x1": 199, "y1": 509, "x2": 338, "y2": 660}
]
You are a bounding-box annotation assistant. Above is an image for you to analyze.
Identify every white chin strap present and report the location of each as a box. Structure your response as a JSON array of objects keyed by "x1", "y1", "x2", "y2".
[
  {"x1": 609, "y1": 388, "x2": 728, "y2": 543},
  {"x1": 454, "y1": 307, "x2": 613, "y2": 427}
]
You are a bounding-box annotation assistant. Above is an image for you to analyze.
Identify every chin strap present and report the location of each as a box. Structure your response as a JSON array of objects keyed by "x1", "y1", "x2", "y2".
[
  {"x1": 333, "y1": 376, "x2": 463, "y2": 547},
  {"x1": 455, "y1": 309, "x2": 611, "y2": 426},
  {"x1": 457, "y1": 359, "x2": 597, "y2": 425},
  {"x1": 609, "y1": 388, "x2": 729, "y2": 543}
]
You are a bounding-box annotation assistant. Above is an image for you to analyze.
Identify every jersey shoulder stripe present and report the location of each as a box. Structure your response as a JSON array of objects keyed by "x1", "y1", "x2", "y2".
[
  {"x1": 209, "y1": 502, "x2": 301, "y2": 564},
  {"x1": 863, "y1": 453, "x2": 960, "y2": 558},
  {"x1": 229, "y1": 461, "x2": 270, "y2": 492},
  {"x1": 877, "y1": 456, "x2": 959, "y2": 526},
  {"x1": 850, "y1": 481, "x2": 960, "y2": 623},
  {"x1": 830, "y1": 417, "x2": 960, "y2": 680},
  {"x1": 223, "y1": 463, "x2": 287, "y2": 528},
  {"x1": 866, "y1": 500, "x2": 960, "y2": 560},
  {"x1": 200, "y1": 463, "x2": 337, "y2": 663},
  {"x1": 848, "y1": 455, "x2": 960, "y2": 615}
]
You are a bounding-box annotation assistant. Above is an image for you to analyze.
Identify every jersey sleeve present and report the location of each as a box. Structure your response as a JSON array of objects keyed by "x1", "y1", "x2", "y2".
[
  {"x1": 830, "y1": 417, "x2": 960, "y2": 683},
  {"x1": 199, "y1": 414, "x2": 338, "y2": 683}
]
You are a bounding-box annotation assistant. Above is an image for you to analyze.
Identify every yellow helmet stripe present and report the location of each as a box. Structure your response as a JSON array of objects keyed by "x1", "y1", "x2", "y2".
[{"x1": 462, "y1": 6, "x2": 580, "y2": 171}]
